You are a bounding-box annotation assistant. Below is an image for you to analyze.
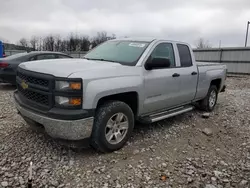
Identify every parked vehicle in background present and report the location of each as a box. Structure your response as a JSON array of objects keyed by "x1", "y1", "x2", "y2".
[
  {"x1": 14, "y1": 38, "x2": 227, "y2": 152},
  {"x1": 0, "y1": 41, "x2": 6, "y2": 58},
  {"x1": 0, "y1": 51, "x2": 72, "y2": 84}
]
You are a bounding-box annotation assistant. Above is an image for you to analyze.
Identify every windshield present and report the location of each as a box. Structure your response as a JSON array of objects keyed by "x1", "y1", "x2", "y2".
[{"x1": 84, "y1": 41, "x2": 149, "y2": 66}]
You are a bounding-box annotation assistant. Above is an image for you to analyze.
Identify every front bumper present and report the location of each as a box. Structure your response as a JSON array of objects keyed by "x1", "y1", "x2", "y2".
[{"x1": 15, "y1": 94, "x2": 94, "y2": 141}]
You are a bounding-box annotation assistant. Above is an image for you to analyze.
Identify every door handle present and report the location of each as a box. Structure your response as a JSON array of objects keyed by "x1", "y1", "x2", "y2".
[
  {"x1": 191, "y1": 71, "x2": 197, "y2": 75},
  {"x1": 172, "y1": 73, "x2": 180, "y2": 77}
]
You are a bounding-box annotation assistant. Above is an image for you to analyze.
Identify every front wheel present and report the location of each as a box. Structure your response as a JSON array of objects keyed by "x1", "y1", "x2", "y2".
[
  {"x1": 90, "y1": 101, "x2": 134, "y2": 153},
  {"x1": 199, "y1": 85, "x2": 218, "y2": 112}
]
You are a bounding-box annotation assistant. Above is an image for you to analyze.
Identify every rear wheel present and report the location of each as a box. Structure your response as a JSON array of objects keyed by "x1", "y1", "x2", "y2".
[
  {"x1": 199, "y1": 85, "x2": 218, "y2": 112},
  {"x1": 91, "y1": 101, "x2": 134, "y2": 152}
]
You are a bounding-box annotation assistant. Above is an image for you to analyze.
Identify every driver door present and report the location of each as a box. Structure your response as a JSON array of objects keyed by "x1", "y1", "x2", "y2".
[{"x1": 143, "y1": 42, "x2": 181, "y2": 114}]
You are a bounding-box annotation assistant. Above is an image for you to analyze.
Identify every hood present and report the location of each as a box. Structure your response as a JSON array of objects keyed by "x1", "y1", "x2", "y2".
[{"x1": 19, "y1": 59, "x2": 122, "y2": 77}]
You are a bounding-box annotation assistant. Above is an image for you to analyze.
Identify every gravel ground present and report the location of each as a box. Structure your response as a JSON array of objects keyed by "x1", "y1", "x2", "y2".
[{"x1": 0, "y1": 76, "x2": 250, "y2": 188}]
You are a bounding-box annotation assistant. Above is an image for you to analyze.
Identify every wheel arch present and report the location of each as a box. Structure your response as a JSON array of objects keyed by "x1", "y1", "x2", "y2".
[
  {"x1": 210, "y1": 78, "x2": 222, "y2": 91},
  {"x1": 96, "y1": 92, "x2": 139, "y2": 117}
]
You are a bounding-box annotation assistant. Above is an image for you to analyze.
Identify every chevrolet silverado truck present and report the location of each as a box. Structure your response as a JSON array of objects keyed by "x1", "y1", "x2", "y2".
[{"x1": 14, "y1": 38, "x2": 227, "y2": 152}]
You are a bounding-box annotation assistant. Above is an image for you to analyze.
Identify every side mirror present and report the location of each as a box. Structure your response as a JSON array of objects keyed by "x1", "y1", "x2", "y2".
[{"x1": 145, "y1": 58, "x2": 171, "y2": 70}]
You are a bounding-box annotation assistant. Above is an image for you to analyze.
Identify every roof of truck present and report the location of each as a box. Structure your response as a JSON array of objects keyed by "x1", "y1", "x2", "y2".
[
  {"x1": 112, "y1": 37, "x2": 156, "y2": 42},
  {"x1": 111, "y1": 37, "x2": 187, "y2": 44}
]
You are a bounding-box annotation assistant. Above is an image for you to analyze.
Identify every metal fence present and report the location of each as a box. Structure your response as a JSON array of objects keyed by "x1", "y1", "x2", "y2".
[
  {"x1": 5, "y1": 50, "x2": 26, "y2": 56},
  {"x1": 193, "y1": 47, "x2": 250, "y2": 74}
]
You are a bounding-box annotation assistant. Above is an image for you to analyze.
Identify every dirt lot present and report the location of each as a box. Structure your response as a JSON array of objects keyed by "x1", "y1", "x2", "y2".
[{"x1": 0, "y1": 76, "x2": 250, "y2": 188}]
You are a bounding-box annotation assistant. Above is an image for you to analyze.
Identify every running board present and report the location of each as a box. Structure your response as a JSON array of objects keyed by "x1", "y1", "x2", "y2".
[{"x1": 149, "y1": 105, "x2": 194, "y2": 123}]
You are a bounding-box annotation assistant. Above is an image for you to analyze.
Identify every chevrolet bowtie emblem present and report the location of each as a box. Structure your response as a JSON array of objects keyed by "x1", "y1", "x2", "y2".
[{"x1": 21, "y1": 80, "x2": 28, "y2": 90}]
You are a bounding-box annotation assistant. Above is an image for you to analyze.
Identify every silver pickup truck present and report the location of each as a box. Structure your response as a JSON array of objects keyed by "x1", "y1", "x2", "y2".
[{"x1": 14, "y1": 38, "x2": 227, "y2": 152}]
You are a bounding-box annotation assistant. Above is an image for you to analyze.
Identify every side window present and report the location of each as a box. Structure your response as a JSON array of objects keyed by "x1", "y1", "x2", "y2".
[
  {"x1": 36, "y1": 54, "x2": 56, "y2": 60},
  {"x1": 177, "y1": 44, "x2": 192, "y2": 67},
  {"x1": 150, "y1": 43, "x2": 175, "y2": 67},
  {"x1": 56, "y1": 54, "x2": 72, "y2": 59},
  {"x1": 29, "y1": 56, "x2": 36, "y2": 61}
]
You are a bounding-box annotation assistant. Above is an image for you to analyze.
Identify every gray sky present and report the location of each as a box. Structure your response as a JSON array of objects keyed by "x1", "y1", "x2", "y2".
[{"x1": 0, "y1": 0, "x2": 250, "y2": 47}]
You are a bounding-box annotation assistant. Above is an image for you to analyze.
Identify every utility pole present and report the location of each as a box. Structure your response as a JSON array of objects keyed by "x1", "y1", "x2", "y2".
[{"x1": 245, "y1": 21, "x2": 250, "y2": 47}]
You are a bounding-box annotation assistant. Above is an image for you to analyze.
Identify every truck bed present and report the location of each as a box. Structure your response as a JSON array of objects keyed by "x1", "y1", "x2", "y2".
[
  {"x1": 196, "y1": 61, "x2": 223, "y2": 67},
  {"x1": 195, "y1": 61, "x2": 227, "y2": 100}
]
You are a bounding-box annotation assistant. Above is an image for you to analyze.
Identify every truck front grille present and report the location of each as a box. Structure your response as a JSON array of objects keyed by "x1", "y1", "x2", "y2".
[
  {"x1": 16, "y1": 68, "x2": 53, "y2": 109},
  {"x1": 17, "y1": 72, "x2": 49, "y2": 88},
  {"x1": 17, "y1": 85, "x2": 49, "y2": 106}
]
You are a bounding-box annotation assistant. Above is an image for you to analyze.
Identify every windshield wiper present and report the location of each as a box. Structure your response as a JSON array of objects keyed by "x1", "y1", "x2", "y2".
[{"x1": 83, "y1": 57, "x2": 117, "y2": 63}]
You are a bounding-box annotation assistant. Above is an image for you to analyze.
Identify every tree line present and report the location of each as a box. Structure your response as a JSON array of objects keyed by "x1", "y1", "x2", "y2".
[
  {"x1": 18, "y1": 31, "x2": 116, "y2": 52},
  {"x1": 195, "y1": 38, "x2": 211, "y2": 49},
  {"x1": 17, "y1": 32, "x2": 211, "y2": 52}
]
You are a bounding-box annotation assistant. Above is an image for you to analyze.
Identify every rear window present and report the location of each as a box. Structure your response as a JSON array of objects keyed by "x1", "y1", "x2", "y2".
[
  {"x1": 4, "y1": 53, "x2": 27, "y2": 60},
  {"x1": 177, "y1": 44, "x2": 192, "y2": 67}
]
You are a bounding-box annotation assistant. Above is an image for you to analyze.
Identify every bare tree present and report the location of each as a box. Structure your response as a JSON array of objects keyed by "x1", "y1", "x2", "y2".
[
  {"x1": 19, "y1": 38, "x2": 28, "y2": 47},
  {"x1": 60, "y1": 40, "x2": 68, "y2": 52},
  {"x1": 37, "y1": 37, "x2": 43, "y2": 51},
  {"x1": 30, "y1": 36, "x2": 38, "y2": 50},
  {"x1": 80, "y1": 36, "x2": 90, "y2": 51},
  {"x1": 109, "y1": 33, "x2": 116, "y2": 40},
  {"x1": 195, "y1": 38, "x2": 211, "y2": 49},
  {"x1": 43, "y1": 35, "x2": 55, "y2": 51},
  {"x1": 54, "y1": 35, "x2": 62, "y2": 51},
  {"x1": 68, "y1": 33, "x2": 83, "y2": 51},
  {"x1": 92, "y1": 31, "x2": 108, "y2": 48}
]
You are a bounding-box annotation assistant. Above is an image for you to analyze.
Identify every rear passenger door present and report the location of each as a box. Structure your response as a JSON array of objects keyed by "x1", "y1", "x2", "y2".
[{"x1": 175, "y1": 44, "x2": 198, "y2": 104}]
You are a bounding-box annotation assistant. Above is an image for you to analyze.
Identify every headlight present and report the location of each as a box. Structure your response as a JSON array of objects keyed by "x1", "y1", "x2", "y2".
[
  {"x1": 55, "y1": 79, "x2": 82, "y2": 108},
  {"x1": 55, "y1": 96, "x2": 82, "y2": 107},
  {"x1": 56, "y1": 81, "x2": 82, "y2": 90}
]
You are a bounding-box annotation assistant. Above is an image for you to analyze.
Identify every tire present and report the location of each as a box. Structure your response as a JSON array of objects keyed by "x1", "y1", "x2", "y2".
[
  {"x1": 90, "y1": 101, "x2": 134, "y2": 153},
  {"x1": 199, "y1": 85, "x2": 218, "y2": 112}
]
